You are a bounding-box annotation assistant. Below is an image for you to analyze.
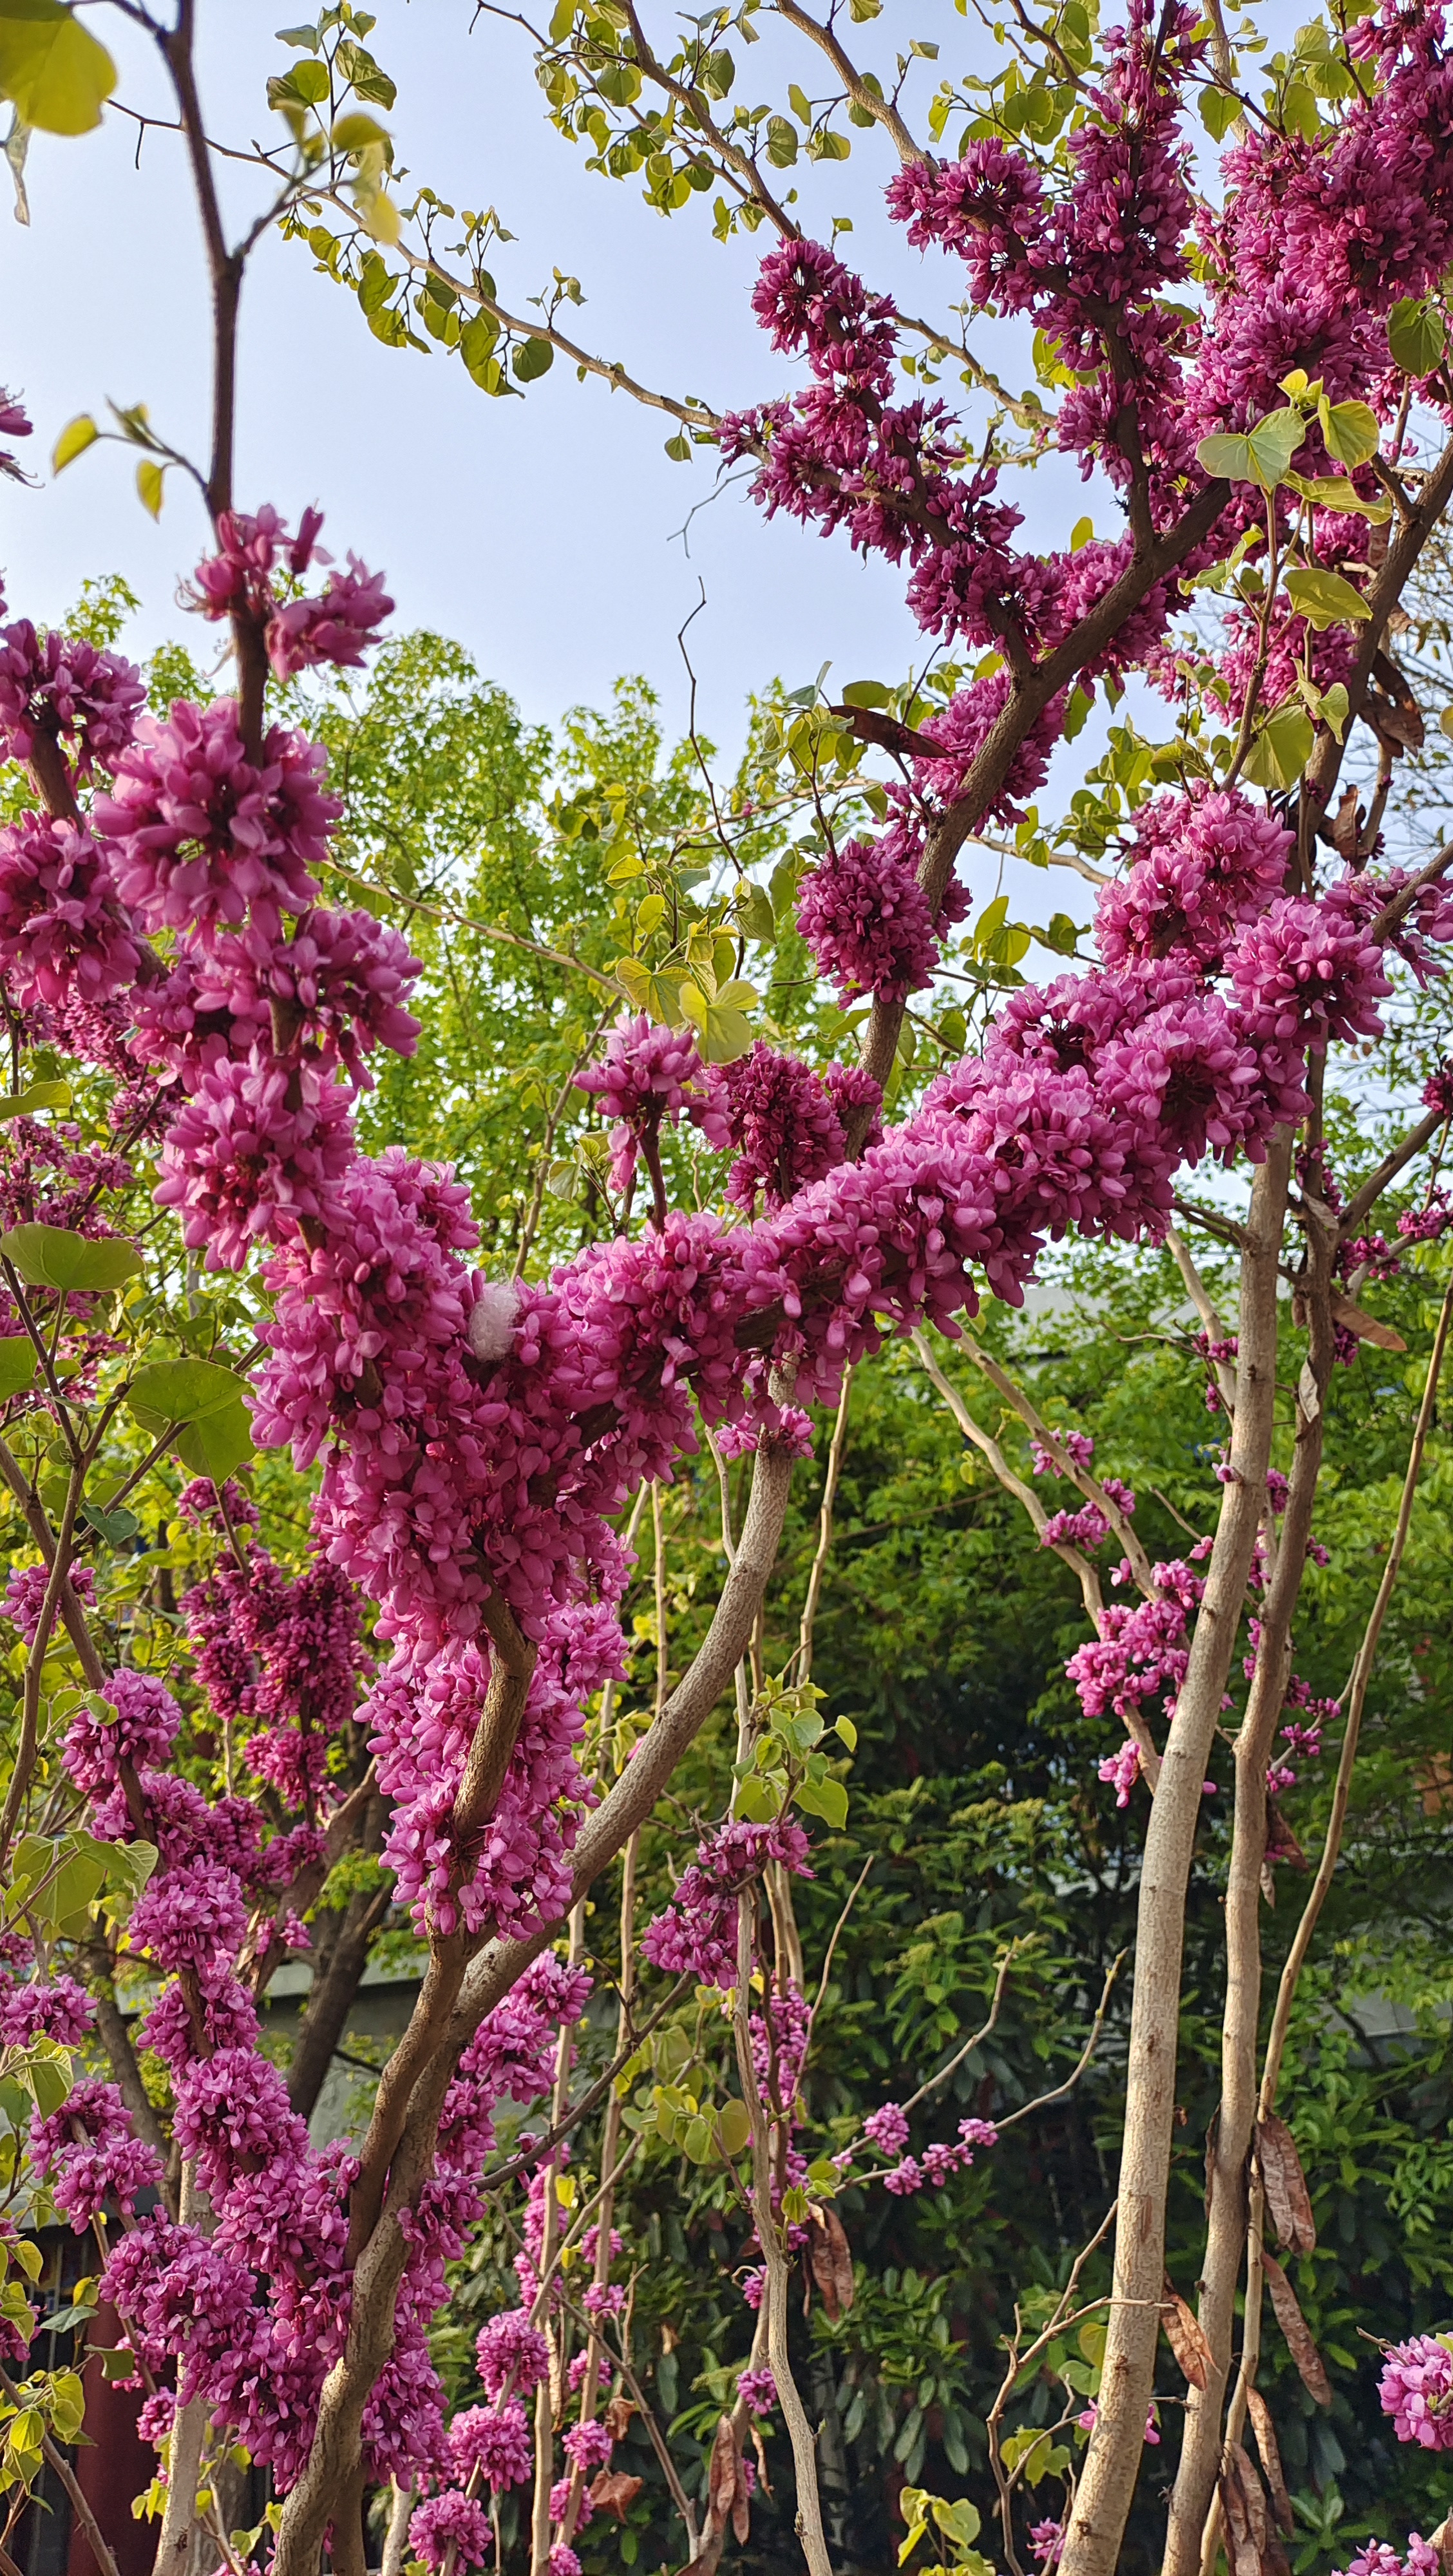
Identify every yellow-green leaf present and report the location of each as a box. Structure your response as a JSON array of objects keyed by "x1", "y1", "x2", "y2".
[
  {"x1": 126, "y1": 1356, "x2": 247, "y2": 1430},
  {"x1": 1387, "y1": 294, "x2": 1446, "y2": 377},
  {"x1": 716, "y1": 2097, "x2": 752, "y2": 2157},
  {"x1": 0, "y1": 3, "x2": 116, "y2": 137},
  {"x1": 135, "y1": 458, "x2": 164, "y2": 518},
  {"x1": 332, "y1": 109, "x2": 390, "y2": 150},
  {"x1": 1198, "y1": 406, "x2": 1305, "y2": 493},
  {"x1": 357, "y1": 185, "x2": 401, "y2": 246},
  {"x1": 174, "y1": 1401, "x2": 254, "y2": 1482},
  {"x1": 0, "y1": 1079, "x2": 70, "y2": 1120},
  {"x1": 1285, "y1": 470, "x2": 1389, "y2": 522},
  {"x1": 1318, "y1": 397, "x2": 1379, "y2": 468},
  {"x1": 1, "y1": 1222, "x2": 140, "y2": 1293},
  {"x1": 1242, "y1": 699, "x2": 1315, "y2": 790},
  {"x1": 0, "y1": 1336, "x2": 37, "y2": 1397},
  {"x1": 51, "y1": 411, "x2": 97, "y2": 472},
  {"x1": 1284, "y1": 565, "x2": 1371, "y2": 629}
]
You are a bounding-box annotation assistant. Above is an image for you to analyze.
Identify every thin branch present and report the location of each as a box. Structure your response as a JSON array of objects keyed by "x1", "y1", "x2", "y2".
[
  {"x1": 771, "y1": 0, "x2": 929, "y2": 163},
  {"x1": 1164, "y1": 1225, "x2": 1239, "y2": 1415},
  {"x1": 795, "y1": 1366, "x2": 853, "y2": 1683},
  {"x1": 812, "y1": 1853, "x2": 875, "y2": 2016},
  {"x1": 1338, "y1": 1107, "x2": 1445, "y2": 1241},
  {"x1": 0, "y1": 2370, "x2": 122, "y2": 2576},
  {"x1": 327, "y1": 858, "x2": 632, "y2": 1001},
  {"x1": 960, "y1": 1332, "x2": 1154, "y2": 1592},
  {"x1": 994, "y1": 1950, "x2": 1126, "y2": 2132},
  {"x1": 1258, "y1": 1268, "x2": 1453, "y2": 2114},
  {"x1": 901, "y1": 1942, "x2": 1021, "y2": 2117}
]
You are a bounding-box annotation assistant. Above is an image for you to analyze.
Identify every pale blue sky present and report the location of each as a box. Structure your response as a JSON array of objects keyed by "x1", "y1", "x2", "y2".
[
  {"x1": 0, "y1": 3, "x2": 1094, "y2": 724},
  {"x1": 0, "y1": 1, "x2": 1121, "y2": 949}
]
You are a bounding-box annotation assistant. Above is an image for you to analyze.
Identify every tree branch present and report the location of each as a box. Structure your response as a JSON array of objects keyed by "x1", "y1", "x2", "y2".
[
  {"x1": 270, "y1": 1437, "x2": 797, "y2": 2576},
  {"x1": 1062, "y1": 1130, "x2": 1291, "y2": 2576}
]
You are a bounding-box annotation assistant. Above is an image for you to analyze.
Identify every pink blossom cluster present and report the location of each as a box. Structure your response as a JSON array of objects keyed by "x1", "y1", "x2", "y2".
[
  {"x1": 409, "y1": 2492, "x2": 493, "y2": 2571},
  {"x1": 877, "y1": 2116, "x2": 999, "y2": 2197},
  {"x1": 576, "y1": 1010, "x2": 728, "y2": 1195},
  {"x1": 182, "y1": 1545, "x2": 365, "y2": 1808},
  {"x1": 750, "y1": 1978, "x2": 813, "y2": 2107},
  {"x1": 29, "y1": 2078, "x2": 162, "y2": 2228},
  {"x1": 0, "y1": 815, "x2": 140, "y2": 1009},
  {"x1": 94, "y1": 699, "x2": 336, "y2": 940},
  {"x1": 2, "y1": 1560, "x2": 94, "y2": 1644},
  {"x1": 61, "y1": 1671, "x2": 181, "y2": 1795},
  {"x1": 1378, "y1": 2333, "x2": 1453, "y2": 2449},
  {"x1": 188, "y1": 504, "x2": 393, "y2": 681},
  {"x1": 1339, "y1": 2545, "x2": 1441, "y2": 2576},
  {"x1": 1065, "y1": 1563, "x2": 1201, "y2": 1727},
  {"x1": 1096, "y1": 789, "x2": 1292, "y2": 973},
  {"x1": 701, "y1": 1041, "x2": 879, "y2": 1209},
  {"x1": 0, "y1": 620, "x2": 144, "y2": 779},
  {"x1": 797, "y1": 829, "x2": 937, "y2": 1007},
  {"x1": 0, "y1": 1974, "x2": 94, "y2": 2046},
  {"x1": 88, "y1": 1938, "x2": 591, "y2": 2493},
  {"x1": 175, "y1": 1475, "x2": 259, "y2": 1528},
  {"x1": 641, "y1": 1817, "x2": 813, "y2": 1986},
  {"x1": 133, "y1": 906, "x2": 421, "y2": 1099}
]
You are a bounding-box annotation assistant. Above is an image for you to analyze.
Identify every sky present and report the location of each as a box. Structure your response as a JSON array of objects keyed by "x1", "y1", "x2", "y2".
[
  {"x1": 0, "y1": 5, "x2": 1100, "y2": 699},
  {"x1": 0, "y1": 0, "x2": 1111, "y2": 931}
]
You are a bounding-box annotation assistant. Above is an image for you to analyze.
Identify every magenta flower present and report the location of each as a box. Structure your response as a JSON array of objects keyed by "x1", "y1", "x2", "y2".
[
  {"x1": 475, "y1": 2306, "x2": 551, "y2": 2399},
  {"x1": 154, "y1": 1051, "x2": 356, "y2": 1269},
  {"x1": 0, "y1": 815, "x2": 139, "y2": 1008},
  {"x1": 64, "y1": 1670, "x2": 181, "y2": 1795},
  {"x1": 1378, "y1": 2333, "x2": 1453, "y2": 2448},
  {"x1": 576, "y1": 1010, "x2": 723, "y2": 1195},
  {"x1": 30, "y1": 2079, "x2": 162, "y2": 2228},
  {"x1": 797, "y1": 834, "x2": 936, "y2": 1007},
  {"x1": 95, "y1": 699, "x2": 336, "y2": 939},
  {"x1": 409, "y1": 2492, "x2": 493, "y2": 2571}
]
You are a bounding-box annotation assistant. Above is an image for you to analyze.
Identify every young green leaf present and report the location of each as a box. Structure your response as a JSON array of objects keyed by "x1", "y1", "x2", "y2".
[
  {"x1": 1241, "y1": 700, "x2": 1316, "y2": 790},
  {"x1": 1198, "y1": 408, "x2": 1305, "y2": 491},
  {"x1": 125, "y1": 1356, "x2": 246, "y2": 1428},
  {"x1": 0, "y1": 1222, "x2": 140, "y2": 1293},
  {"x1": 1283, "y1": 565, "x2": 1371, "y2": 629},
  {"x1": 1318, "y1": 397, "x2": 1380, "y2": 467},
  {"x1": 1387, "y1": 294, "x2": 1447, "y2": 377},
  {"x1": 51, "y1": 412, "x2": 97, "y2": 472},
  {"x1": 0, "y1": 2, "x2": 116, "y2": 135},
  {"x1": 0, "y1": 1337, "x2": 37, "y2": 1397}
]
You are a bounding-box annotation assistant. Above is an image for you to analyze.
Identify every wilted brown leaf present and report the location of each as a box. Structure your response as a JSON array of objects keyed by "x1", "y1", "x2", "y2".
[
  {"x1": 591, "y1": 2470, "x2": 645, "y2": 2525},
  {"x1": 1262, "y1": 2251, "x2": 1332, "y2": 2404},
  {"x1": 1161, "y1": 2278, "x2": 1213, "y2": 2391},
  {"x1": 1330, "y1": 1294, "x2": 1408, "y2": 1354},
  {"x1": 1263, "y1": 1806, "x2": 1309, "y2": 1875},
  {"x1": 732, "y1": 2456, "x2": 751, "y2": 2546},
  {"x1": 1374, "y1": 650, "x2": 1425, "y2": 750},
  {"x1": 1220, "y1": 2452, "x2": 1262, "y2": 2576},
  {"x1": 707, "y1": 2416, "x2": 739, "y2": 2527},
  {"x1": 1257, "y1": 2116, "x2": 1316, "y2": 2253},
  {"x1": 808, "y1": 2202, "x2": 855, "y2": 2322},
  {"x1": 829, "y1": 703, "x2": 936, "y2": 759},
  {"x1": 1224, "y1": 2445, "x2": 1291, "y2": 2576},
  {"x1": 1332, "y1": 785, "x2": 1363, "y2": 862},
  {"x1": 1247, "y1": 2389, "x2": 1294, "y2": 2537},
  {"x1": 604, "y1": 2392, "x2": 638, "y2": 2443}
]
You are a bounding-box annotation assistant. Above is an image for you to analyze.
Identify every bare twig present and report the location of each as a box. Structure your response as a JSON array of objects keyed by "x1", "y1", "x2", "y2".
[{"x1": 796, "y1": 1367, "x2": 853, "y2": 1684}]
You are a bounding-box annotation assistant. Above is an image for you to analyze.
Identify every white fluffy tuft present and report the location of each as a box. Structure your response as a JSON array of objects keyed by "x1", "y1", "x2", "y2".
[{"x1": 467, "y1": 1278, "x2": 520, "y2": 1364}]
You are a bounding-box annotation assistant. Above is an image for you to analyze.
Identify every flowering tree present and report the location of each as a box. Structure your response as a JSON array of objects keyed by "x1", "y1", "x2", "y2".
[{"x1": 2, "y1": 1, "x2": 1453, "y2": 2573}]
